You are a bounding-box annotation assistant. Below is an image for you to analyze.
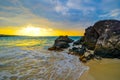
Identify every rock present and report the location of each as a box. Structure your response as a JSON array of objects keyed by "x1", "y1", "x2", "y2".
[
  {"x1": 68, "y1": 45, "x2": 86, "y2": 56},
  {"x1": 73, "y1": 36, "x2": 85, "y2": 45},
  {"x1": 94, "y1": 36, "x2": 120, "y2": 58},
  {"x1": 80, "y1": 20, "x2": 120, "y2": 58},
  {"x1": 86, "y1": 54, "x2": 95, "y2": 60},
  {"x1": 48, "y1": 36, "x2": 74, "y2": 51},
  {"x1": 48, "y1": 47, "x2": 56, "y2": 51},
  {"x1": 54, "y1": 41, "x2": 70, "y2": 49},
  {"x1": 49, "y1": 20, "x2": 120, "y2": 62},
  {"x1": 84, "y1": 26, "x2": 99, "y2": 50},
  {"x1": 55, "y1": 35, "x2": 74, "y2": 43},
  {"x1": 71, "y1": 19, "x2": 120, "y2": 60},
  {"x1": 94, "y1": 20, "x2": 120, "y2": 58},
  {"x1": 79, "y1": 56, "x2": 87, "y2": 63}
]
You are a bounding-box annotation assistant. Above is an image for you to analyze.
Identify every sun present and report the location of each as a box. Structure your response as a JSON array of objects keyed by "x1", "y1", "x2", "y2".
[
  {"x1": 19, "y1": 25, "x2": 40, "y2": 36},
  {"x1": 17, "y1": 25, "x2": 53, "y2": 36}
]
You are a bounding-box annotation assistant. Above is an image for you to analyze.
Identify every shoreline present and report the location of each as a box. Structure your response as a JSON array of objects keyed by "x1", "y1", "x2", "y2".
[{"x1": 79, "y1": 58, "x2": 120, "y2": 80}]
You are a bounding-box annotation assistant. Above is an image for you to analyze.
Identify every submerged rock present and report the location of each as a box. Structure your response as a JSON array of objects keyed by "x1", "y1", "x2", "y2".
[{"x1": 48, "y1": 35, "x2": 74, "y2": 51}]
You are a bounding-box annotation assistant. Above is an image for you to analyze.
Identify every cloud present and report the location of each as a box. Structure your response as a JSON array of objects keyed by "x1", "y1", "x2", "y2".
[
  {"x1": 67, "y1": 0, "x2": 95, "y2": 16},
  {"x1": 54, "y1": 1, "x2": 69, "y2": 15},
  {"x1": 51, "y1": 0, "x2": 95, "y2": 16},
  {"x1": 0, "y1": 0, "x2": 86, "y2": 30},
  {"x1": 0, "y1": 0, "x2": 120, "y2": 31},
  {"x1": 50, "y1": 0, "x2": 68, "y2": 16},
  {"x1": 99, "y1": 9, "x2": 120, "y2": 18},
  {"x1": 0, "y1": 0, "x2": 53, "y2": 27}
]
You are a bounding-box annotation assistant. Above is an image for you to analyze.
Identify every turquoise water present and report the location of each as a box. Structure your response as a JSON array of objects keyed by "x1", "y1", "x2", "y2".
[{"x1": 0, "y1": 36, "x2": 88, "y2": 80}]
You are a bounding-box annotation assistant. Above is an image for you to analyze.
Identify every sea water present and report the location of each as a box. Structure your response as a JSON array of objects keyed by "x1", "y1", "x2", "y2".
[{"x1": 0, "y1": 36, "x2": 88, "y2": 80}]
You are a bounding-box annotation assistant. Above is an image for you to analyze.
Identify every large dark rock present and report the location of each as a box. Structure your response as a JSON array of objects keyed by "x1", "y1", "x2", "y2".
[
  {"x1": 48, "y1": 36, "x2": 74, "y2": 51},
  {"x1": 68, "y1": 20, "x2": 120, "y2": 62},
  {"x1": 94, "y1": 20, "x2": 120, "y2": 58},
  {"x1": 84, "y1": 26, "x2": 99, "y2": 50},
  {"x1": 79, "y1": 20, "x2": 120, "y2": 58}
]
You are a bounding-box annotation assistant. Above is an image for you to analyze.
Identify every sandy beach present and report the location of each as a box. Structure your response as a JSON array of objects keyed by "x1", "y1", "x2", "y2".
[{"x1": 79, "y1": 59, "x2": 120, "y2": 80}]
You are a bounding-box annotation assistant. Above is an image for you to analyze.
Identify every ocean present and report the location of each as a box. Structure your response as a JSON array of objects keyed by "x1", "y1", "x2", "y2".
[{"x1": 0, "y1": 36, "x2": 88, "y2": 80}]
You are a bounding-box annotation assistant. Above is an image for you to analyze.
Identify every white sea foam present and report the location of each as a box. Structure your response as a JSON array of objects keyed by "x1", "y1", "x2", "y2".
[
  {"x1": 0, "y1": 36, "x2": 88, "y2": 80},
  {"x1": 0, "y1": 47, "x2": 89, "y2": 80}
]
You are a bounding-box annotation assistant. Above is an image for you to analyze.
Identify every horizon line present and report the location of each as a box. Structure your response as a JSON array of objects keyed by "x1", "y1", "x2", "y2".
[{"x1": 0, "y1": 34, "x2": 83, "y2": 37}]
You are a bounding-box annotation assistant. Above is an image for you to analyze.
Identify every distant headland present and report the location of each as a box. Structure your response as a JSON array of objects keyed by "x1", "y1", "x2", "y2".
[
  {"x1": 0, "y1": 34, "x2": 20, "y2": 37},
  {"x1": 0, "y1": 34, "x2": 32, "y2": 37}
]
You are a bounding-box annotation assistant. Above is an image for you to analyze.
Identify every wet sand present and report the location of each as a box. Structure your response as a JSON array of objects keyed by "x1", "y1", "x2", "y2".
[{"x1": 79, "y1": 59, "x2": 120, "y2": 80}]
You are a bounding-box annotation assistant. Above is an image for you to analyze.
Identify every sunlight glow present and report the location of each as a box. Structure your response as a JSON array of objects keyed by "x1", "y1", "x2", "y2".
[
  {"x1": 0, "y1": 25, "x2": 84, "y2": 36},
  {"x1": 20, "y1": 26, "x2": 40, "y2": 36},
  {"x1": 18, "y1": 25, "x2": 53, "y2": 36}
]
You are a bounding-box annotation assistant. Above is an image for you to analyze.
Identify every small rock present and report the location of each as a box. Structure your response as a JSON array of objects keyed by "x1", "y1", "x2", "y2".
[{"x1": 48, "y1": 35, "x2": 74, "y2": 51}]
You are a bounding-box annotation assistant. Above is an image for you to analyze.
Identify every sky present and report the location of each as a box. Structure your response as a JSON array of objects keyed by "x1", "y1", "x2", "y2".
[{"x1": 0, "y1": 0, "x2": 120, "y2": 36}]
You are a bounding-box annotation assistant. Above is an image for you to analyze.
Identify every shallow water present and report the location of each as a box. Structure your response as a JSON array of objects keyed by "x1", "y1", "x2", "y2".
[{"x1": 0, "y1": 36, "x2": 88, "y2": 80}]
